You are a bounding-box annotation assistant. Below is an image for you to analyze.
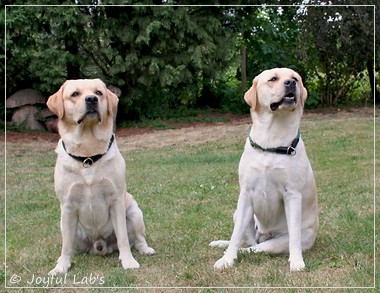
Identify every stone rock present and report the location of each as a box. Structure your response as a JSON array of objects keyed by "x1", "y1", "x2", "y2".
[
  {"x1": 6, "y1": 89, "x2": 46, "y2": 108},
  {"x1": 11, "y1": 105, "x2": 45, "y2": 131},
  {"x1": 45, "y1": 118, "x2": 59, "y2": 133},
  {"x1": 39, "y1": 108, "x2": 55, "y2": 119}
]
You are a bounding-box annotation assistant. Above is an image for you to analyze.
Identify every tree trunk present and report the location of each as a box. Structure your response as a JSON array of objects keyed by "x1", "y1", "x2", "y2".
[
  {"x1": 366, "y1": 58, "x2": 379, "y2": 103},
  {"x1": 241, "y1": 46, "x2": 247, "y2": 94},
  {"x1": 65, "y1": 36, "x2": 81, "y2": 79}
]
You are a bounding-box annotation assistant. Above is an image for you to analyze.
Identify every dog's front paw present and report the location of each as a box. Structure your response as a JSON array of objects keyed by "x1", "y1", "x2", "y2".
[
  {"x1": 214, "y1": 255, "x2": 236, "y2": 270},
  {"x1": 48, "y1": 257, "x2": 71, "y2": 275},
  {"x1": 120, "y1": 256, "x2": 140, "y2": 269},
  {"x1": 289, "y1": 256, "x2": 305, "y2": 271}
]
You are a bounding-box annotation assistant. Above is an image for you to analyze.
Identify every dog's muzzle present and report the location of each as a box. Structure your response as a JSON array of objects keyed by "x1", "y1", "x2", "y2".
[
  {"x1": 77, "y1": 95, "x2": 100, "y2": 124},
  {"x1": 85, "y1": 95, "x2": 98, "y2": 112},
  {"x1": 270, "y1": 79, "x2": 297, "y2": 111}
]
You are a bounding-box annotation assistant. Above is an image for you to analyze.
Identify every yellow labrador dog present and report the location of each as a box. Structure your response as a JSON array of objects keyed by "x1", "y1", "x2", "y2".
[
  {"x1": 47, "y1": 79, "x2": 155, "y2": 275},
  {"x1": 210, "y1": 68, "x2": 318, "y2": 271}
]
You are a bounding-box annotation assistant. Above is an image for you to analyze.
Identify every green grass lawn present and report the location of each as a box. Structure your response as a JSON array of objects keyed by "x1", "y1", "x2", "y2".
[{"x1": 2, "y1": 110, "x2": 378, "y2": 289}]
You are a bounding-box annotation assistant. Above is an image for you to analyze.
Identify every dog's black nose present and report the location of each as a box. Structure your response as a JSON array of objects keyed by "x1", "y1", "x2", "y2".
[
  {"x1": 85, "y1": 96, "x2": 98, "y2": 105},
  {"x1": 284, "y1": 79, "x2": 296, "y2": 88}
]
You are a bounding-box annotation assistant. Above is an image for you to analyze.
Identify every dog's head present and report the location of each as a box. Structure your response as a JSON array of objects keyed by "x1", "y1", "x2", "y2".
[
  {"x1": 244, "y1": 68, "x2": 307, "y2": 112},
  {"x1": 47, "y1": 79, "x2": 118, "y2": 127}
]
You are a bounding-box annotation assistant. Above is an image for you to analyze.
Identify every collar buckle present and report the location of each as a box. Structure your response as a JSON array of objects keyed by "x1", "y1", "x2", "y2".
[
  {"x1": 287, "y1": 146, "x2": 297, "y2": 156},
  {"x1": 83, "y1": 157, "x2": 94, "y2": 168}
]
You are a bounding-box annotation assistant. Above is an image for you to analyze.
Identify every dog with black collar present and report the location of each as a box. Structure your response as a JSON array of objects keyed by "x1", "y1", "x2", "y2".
[
  {"x1": 47, "y1": 79, "x2": 155, "y2": 275},
  {"x1": 210, "y1": 68, "x2": 318, "y2": 271}
]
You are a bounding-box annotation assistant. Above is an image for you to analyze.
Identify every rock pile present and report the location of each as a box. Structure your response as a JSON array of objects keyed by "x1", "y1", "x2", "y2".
[{"x1": 6, "y1": 89, "x2": 56, "y2": 131}]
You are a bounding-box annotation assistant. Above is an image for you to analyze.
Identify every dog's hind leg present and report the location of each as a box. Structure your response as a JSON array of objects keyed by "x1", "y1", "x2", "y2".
[
  {"x1": 210, "y1": 208, "x2": 256, "y2": 249},
  {"x1": 126, "y1": 200, "x2": 155, "y2": 255},
  {"x1": 209, "y1": 240, "x2": 230, "y2": 248}
]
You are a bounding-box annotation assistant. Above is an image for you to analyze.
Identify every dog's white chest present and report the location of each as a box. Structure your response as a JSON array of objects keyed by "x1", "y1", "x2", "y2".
[
  {"x1": 68, "y1": 178, "x2": 117, "y2": 239},
  {"x1": 240, "y1": 151, "x2": 293, "y2": 228},
  {"x1": 244, "y1": 153, "x2": 289, "y2": 187}
]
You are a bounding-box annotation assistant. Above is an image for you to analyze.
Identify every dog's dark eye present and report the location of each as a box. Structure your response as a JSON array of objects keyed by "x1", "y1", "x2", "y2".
[
  {"x1": 71, "y1": 91, "x2": 79, "y2": 97},
  {"x1": 95, "y1": 90, "x2": 103, "y2": 96},
  {"x1": 293, "y1": 77, "x2": 298, "y2": 82},
  {"x1": 269, "y1": 77, "x2": 277, "y2": 82}
]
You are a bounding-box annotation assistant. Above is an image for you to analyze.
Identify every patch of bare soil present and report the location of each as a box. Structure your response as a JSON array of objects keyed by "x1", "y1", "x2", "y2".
[
  {"x1": 3, "y1": 108, "x2": 377, "y2": 151},
  {"x1": 117, "y1": 117, "x2": 251, "y2": 151},
  {"x1": 3, "y1": 113, "x2": 250, "y2": 151}
]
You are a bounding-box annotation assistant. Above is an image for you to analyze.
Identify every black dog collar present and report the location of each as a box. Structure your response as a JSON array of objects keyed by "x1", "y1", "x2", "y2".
[
  {"x1": 248, "y1": 129, "x2": 300, "y2": 156},
  {"x1": 62, "y1": 134, "x2": 115, "y2": 168}
]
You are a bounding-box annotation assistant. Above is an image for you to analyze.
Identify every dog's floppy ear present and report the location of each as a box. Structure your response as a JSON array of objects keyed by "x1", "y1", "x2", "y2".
[
  {"x1": 47, "y1": 83, "x2": 65, "y2": 119},
  {"x1": 298, "y1": 76, "x2": 308, "y2": 108},
  {"x1": 244, "y1": 75, "x2": 259, "y2": 110},
  {"x1": 106, "y1": 89, "x2": 119, "y2": 116},
  {"x1": 301, "y1": 86, "x2": 308, "y2": 108}
]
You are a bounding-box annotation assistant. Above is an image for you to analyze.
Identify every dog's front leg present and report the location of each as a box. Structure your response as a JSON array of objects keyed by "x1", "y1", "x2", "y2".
[
  {"x1": 110, "y1": 200, "x2": 140, "y2": 269},
  {"x1": 49, "y1": 205, "x2": 78, "y2": 275},
  {"x1": 284, "y1": 192, "x2": 304, "y2": 271},
  {"x1": 214, "y1": 194, "x2": 253, "y2": 270}
]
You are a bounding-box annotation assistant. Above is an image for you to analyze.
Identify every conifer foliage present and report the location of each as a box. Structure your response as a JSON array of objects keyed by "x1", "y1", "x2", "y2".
[
  {"x1": 4, "y1": 2, "x2": 377, "y2": 121},
  {"x1": 5, "y1": 4, "x2": 233, "y2": 120}
]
